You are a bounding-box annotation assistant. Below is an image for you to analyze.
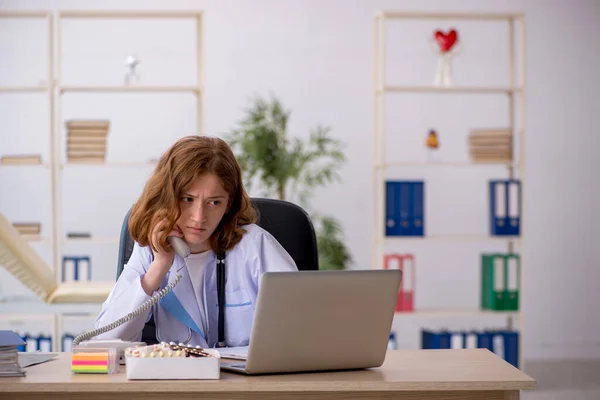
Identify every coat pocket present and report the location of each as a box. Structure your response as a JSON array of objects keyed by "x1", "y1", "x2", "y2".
[{"x1": 221, "y1": 288, "x2": 254, "y2": 347}]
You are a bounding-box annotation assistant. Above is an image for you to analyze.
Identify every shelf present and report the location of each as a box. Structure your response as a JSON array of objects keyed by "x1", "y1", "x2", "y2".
[
  {"x1": 59, "y1": 85, "x2": 200, "y2": 94},
  {"x1": 395, "y1": 309, "x2": 520, "y2": 317},
  {"x1": 385, "y1": 234, "x2": 520, "y2": 243},
  {"x1": 0, "y1": 11, "x2": 50, "y2": 18},
  {"x1": 0, "y1": 163, "x2": 50, "y2": 168},
  {"x1": 380, "y1": 11, "x2": 523, "y2": 20},
  {"x1": 23, "y1": 235, "x2": 50, "y2": 243},
  {"x1": 59, "y1": 10, "x2": 203, "y2": 19},
  {"x1": 379, "y1": 85, "x2": 522, "y2": 94},
  {"x1": 61, "y1": 161, "x2": 157, "y2": 168},
  {"x1": 0, "y1": 86, "x2": 49, "y2": 93},
  {"x1": 376, "y1": 161, "x2": 516, "y2": 169}
]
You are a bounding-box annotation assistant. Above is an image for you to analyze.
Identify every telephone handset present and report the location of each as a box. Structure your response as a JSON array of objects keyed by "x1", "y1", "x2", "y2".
[{"x1": 71, "y1": 236, "x2": 190, "y2": 347}]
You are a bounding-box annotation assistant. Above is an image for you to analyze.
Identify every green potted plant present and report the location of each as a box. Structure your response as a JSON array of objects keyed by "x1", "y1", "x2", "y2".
[{"x1": 225, "y1": 94, "x2": 351, "y2": 270}]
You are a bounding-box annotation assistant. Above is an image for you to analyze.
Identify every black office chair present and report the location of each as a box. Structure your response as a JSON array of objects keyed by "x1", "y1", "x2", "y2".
[{"x1": 115, "y1": 197, "x2": 319, "y2": 344}]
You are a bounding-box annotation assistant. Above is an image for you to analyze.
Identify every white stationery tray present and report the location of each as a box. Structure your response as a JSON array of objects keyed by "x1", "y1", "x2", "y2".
[{"x1": 125, "y1": 349, "x2": 221, "y2": 380}]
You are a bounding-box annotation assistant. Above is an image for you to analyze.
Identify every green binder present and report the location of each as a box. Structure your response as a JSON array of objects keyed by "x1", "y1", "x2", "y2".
[
  {"x1": 503, "y1": 254, "x2": 520, "y2": 311},
  {"x1": 480, "y1": 253, "x2": 520, "y2": 311}
]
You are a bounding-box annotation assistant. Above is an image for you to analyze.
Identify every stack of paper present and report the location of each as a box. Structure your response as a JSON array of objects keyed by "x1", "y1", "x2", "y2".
[
  {"x1": 65, "y1": 120, "x2": 110, "y2": 163},
  {"x1": 468, "y1": 128, "x2": 512, "y2": 163},
  {"x1": 0, "y1": 330, "x2": 26, "y2": 377}
]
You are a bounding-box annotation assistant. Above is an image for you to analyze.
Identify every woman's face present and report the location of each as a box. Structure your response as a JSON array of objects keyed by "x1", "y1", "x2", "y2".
[{"x1": 176, "y1": 172, "x2": 230, "y2": 254}]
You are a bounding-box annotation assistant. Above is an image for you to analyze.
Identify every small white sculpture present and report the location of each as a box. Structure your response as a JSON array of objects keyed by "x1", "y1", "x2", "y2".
[{"x1": 124, "y1": 55, "x2": 141, "y2": 85}]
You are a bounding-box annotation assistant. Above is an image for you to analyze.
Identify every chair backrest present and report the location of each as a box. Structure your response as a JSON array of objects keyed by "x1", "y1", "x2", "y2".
[{"x1": 116, "y1": 197, "x2": 319, "y2": 280}]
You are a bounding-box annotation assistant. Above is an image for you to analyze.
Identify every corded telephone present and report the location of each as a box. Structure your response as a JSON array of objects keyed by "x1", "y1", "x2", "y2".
[{"x1": 72, "y1": 236, "x2": 191, "y2": 348}]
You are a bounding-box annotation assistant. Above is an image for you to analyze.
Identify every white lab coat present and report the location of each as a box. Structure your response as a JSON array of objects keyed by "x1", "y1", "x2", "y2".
[{"x1": 94, "y1": 224, "x2": 298, "y2": 348}]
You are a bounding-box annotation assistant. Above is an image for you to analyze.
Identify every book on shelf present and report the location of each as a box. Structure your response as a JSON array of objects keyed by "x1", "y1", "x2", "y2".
[
  {"x1": 468, "y1": 128, "x2": 512, "y2": 163},
  {"x1": 0, "y1": 154, "x2": 42, "y2": 165},
  {"x1": 66, "y1": 232, "x2": 91, "y2": 238},
  {"x1": 65, "y1": 119, "x2": 110, "y2": 130},
  {"x1": 11, "y1": 222, "x2": 41, "y2": 236},
  {"x1": 65, "y1": 119, "x2": 110, "y2": 163},
  {"x1": 385, "y1": 180, "x2": 424, "y2": 236}
]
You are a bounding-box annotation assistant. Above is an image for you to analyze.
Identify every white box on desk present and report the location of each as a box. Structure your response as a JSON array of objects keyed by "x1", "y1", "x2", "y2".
[{"x1": 125, "y1": 349, "x2": 221, "y2": 380}]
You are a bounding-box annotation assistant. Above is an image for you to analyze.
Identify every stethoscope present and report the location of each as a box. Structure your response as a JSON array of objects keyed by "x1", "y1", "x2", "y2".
[{"x1": 155, "y1": 252, "x2": 227, "y2": 347}]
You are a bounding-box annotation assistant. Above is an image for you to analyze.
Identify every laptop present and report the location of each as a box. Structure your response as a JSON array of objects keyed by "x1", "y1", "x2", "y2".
[{"x1": 220, "y1": 269, "x2": 402, "y2": 375}]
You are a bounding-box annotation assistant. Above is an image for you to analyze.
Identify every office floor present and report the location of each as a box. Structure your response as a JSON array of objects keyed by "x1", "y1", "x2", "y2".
[{"x1": 522, "y1": 359, "x2": 600, "y2": 400}]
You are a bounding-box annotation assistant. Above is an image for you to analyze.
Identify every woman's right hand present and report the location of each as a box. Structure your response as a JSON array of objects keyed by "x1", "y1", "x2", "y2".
[{"x1": 141, "y1": 219, "x2": 183, "y2": 295}]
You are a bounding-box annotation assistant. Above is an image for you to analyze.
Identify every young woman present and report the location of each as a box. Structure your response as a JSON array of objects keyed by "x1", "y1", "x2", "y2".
[{"x1": 94, "y1": 135, "x2": 298, "y2": 348}]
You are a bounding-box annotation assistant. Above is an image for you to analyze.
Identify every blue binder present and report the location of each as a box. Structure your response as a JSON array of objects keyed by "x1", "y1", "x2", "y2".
[
  {"x1": 421, "y1": 329, "x2": 451, "y2": 349},
  {"x1": 36, "y1": 334, "x2": 52, "y2": 352},
  {"x1": 420, "y1": 329, "x2": 519, "y2": 368},
  {"x1": 489, "y1": 180, "x2": 521, "y2": 236},
  {"x1": 62, "y1": 333, "x2": 75, "y2": 352},
  {"x1": 62, "y1": 256, "x2": 92, "y2": 282},
  {"x1": 385, "y1": 181, "x2": 425, "y2": 236},
  {"x1": 489, "y1": 329, "x2": 519, "y2": 368}
]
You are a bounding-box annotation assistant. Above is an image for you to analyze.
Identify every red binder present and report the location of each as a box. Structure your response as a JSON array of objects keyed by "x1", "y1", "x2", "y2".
[{"x1": 384, "y1": 254, "x2": 415, "y2": 312}]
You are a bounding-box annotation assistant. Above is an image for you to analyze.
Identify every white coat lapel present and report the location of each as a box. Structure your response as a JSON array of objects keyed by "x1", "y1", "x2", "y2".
[
  {"x1": 159, "y1": 256, "x2": 206, "y2": 341},
  {"x1": 203, "y1": 253, "x2": 219, "y2": 346}
]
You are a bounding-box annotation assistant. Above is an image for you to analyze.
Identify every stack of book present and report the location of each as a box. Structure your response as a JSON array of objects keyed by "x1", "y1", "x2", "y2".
[
  {"x1": 12, "y1": 222, "x2": 41, "y2": 240},
  {"x1": 0, "y1": 330, "x2": 26, "y2": 377},
  {"x1": 65, "y1": 120, "x2": 110, "y2": 163},
  {"x1": 468, "y1": 128, "x2": 512, "y2": 163}
]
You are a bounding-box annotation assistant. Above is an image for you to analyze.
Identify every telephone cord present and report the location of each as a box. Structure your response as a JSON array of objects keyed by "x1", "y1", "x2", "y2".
[{"x1": 72, "y1": 271, "x2": 183, "y2": 347}]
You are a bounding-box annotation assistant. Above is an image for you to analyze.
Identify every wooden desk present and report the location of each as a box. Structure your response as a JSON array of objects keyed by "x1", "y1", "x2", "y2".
[{"x1": 1, "y1": 349, "x2": 535, "y2": 400}]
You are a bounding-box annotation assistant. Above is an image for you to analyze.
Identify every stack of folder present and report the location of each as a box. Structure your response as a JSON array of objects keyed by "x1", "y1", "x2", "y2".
[
  {"x1": 0, "y1": 330, "x2": 26, "y2": 377},
  {"x1": 468, "y1": 128, "x2": 512, "y2": 163},
  {"x1": 421, "y1": 328, "x2": 519, "y2": 368},
  {"x1": 65, "y1": 120, "x2": 110, "y2": 163},
  {"x1": 11, "y1": 222, "x2": 41, "y2": 239}
]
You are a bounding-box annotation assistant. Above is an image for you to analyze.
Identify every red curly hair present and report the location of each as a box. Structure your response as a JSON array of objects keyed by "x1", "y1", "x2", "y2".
[{"x1": 128, "y1": 135, "x2": 257, "y2": 254}]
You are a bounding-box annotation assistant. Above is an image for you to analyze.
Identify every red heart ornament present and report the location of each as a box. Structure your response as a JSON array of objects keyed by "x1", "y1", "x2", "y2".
[{"x1": 434, "y1": 29, "x2": 458, "y2": 52}]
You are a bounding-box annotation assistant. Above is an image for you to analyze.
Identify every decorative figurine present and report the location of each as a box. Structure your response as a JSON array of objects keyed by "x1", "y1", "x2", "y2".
[
  {"x1": 431, "y1": 28, "x2": 460, "y2": 87},
  {"x1": 124, "y1": 55, "x2": 141, "y2": 85},
  {"x1": 425, "y1": 129, "x2": 439, "y2": 162}
]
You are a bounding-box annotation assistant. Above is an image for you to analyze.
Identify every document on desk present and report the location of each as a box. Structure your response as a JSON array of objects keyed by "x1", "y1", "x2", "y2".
[
  {"x1": 218, "y1": 346, "x2": 248, "y2": 360},
  {"x1": 18, "y1": 352, "x2": 59, "y2": 368}
]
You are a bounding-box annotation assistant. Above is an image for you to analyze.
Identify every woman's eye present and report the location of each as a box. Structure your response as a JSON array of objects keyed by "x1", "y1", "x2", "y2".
[
  {"x1": 210, "y1": 200, "x2": 221, "y2": 206},
  {"x1": 182, "y1": 197, "x2": 194, "y2": 203}
]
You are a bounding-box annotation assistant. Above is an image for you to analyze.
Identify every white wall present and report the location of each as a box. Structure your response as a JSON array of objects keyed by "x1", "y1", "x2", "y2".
[{"x1": 0, "y1": 0, "x2": 599, "y2": 361}]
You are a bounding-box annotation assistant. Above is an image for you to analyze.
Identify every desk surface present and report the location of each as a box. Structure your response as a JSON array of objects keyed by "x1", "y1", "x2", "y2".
[{"x1": 1, "y1": 349, "x2": 535, "y2": 400}]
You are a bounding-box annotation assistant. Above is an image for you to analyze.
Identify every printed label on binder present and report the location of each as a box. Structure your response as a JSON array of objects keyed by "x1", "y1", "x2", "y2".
[
  {"x1": 465, "y1": 333, "x2": 477, "y2": 349},
  {"x1": 451, "y1": 333, "x2": 463, "y2": 349},
  {"x1": 495, "y1": 181, "x2": 506, "y2": 228}
]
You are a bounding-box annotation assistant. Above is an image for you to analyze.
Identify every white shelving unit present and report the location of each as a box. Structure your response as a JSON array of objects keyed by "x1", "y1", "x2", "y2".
[
  {"x1": 53, "y1": 9, "x2": 204, "y2": 278},
  {"x1": 0, "y1": 9, "x2": 204, "y2": 351},
  {"x1": 373, "y1": 11, "x2": 525, "y2": 368}
]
